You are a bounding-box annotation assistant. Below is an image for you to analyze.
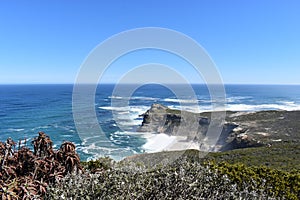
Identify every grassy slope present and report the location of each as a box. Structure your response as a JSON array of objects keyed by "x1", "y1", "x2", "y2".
[
  {"x1": 207, "y1": 142, "x2": 300, "y2": 172},
  {"x1": 124, "y1": 142, "x2": 300, "y2": 172}
]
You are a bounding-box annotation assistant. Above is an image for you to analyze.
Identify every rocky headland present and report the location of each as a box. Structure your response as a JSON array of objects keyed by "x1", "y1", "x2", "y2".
[{"x1": 137, "y1": 103, "x2": 300, "y2": 152}]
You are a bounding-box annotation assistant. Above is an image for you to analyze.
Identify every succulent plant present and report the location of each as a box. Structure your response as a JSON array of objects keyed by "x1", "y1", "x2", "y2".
[{"x1": 0, "y1": 132, "x2": 83, "y2": 199}]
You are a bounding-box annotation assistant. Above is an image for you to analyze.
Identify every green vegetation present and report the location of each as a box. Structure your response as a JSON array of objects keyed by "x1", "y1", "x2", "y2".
[
  {"x1": 1, "y1": 133, "x2": 299, "y2": 199},
  {"x1": 48, "y1": 154, "x2": 300, "y2": 199},
  {"x1": 207, "y1": 142, "x2": 300, "y2": 172},
  {"x1": 207, "y1": 161, "x2": 300, "y2": 199}
]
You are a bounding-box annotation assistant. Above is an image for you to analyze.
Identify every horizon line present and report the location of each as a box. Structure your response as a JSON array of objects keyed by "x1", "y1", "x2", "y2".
[{"x1": 1, "y1": 83, "x2": 300, "y2": 86}]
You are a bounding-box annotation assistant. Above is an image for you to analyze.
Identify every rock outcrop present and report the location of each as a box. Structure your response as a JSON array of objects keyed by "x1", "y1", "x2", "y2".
[
  {"x1": 137, "y1": 104, "x2": 300, "y2": 151},
  {"x1": 138, "y1": 104, "x2": 200, "y2": 136}
]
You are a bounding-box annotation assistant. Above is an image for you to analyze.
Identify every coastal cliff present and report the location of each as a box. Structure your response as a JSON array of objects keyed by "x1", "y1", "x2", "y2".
[{"x1": 137, "y1": 104, "x2": 300, "y2": 151}]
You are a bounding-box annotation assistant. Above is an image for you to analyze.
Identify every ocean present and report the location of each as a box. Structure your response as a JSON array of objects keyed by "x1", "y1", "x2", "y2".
[{"x1": 1, "y1": 84, "x2": 300, "y2": 161}]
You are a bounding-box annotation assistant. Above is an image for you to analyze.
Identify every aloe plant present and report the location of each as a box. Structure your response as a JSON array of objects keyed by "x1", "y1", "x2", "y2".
[{"x1": 0, "y1": 132, "x2": 82, "y2": 199}]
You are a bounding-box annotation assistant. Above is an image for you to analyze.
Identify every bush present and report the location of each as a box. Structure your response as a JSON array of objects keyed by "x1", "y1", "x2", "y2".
[
  {"x1": 47, "y1": 158, "x2": 292, "y2": 199},
  {"x1": 207, "y1": 161, "x2": 300, "y2": 199}
]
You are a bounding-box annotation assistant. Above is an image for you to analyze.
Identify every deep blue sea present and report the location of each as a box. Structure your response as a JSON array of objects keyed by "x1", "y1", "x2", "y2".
[{"x1": 1, "y1": 84, "x2": 300, "y2": 161}]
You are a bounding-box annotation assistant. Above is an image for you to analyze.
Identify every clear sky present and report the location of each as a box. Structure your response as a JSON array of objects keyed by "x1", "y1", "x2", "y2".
[{"x1": 0, "y1": 0, "x2": 299, "y2": 84}]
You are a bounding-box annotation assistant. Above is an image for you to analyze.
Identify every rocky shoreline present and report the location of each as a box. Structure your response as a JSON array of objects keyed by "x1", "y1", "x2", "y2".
[{"x1": 137, "y1": 104, "x2": 300, "y2": 152}]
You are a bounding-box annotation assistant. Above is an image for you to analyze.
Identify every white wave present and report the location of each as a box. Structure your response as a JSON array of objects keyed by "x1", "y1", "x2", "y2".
[
  {"x1": 100, "y1": 105, "x2": 148, "y2": 128},
  {"x1": 131, "y1": 96, "x2": 160, "y2": 101},
  {"x1": 227, "y1": 96, "x2": 253, "y2": 103},
  {"x1": 142, "y1": 133, "x2": 201, "y2": 153},
  {"x1": 277, "y1": 100, "x2": 296, "y2": 105},
  {"x1": 81, "y1": 143, "x2": 102, "y2": 153},
  {"x1": 142, "y1": 133, "x2": 177, "y2": 153},
  {"x1": 99, "y1": 106, "x2": 129, "y2": 111},
  {"x1": 116, "y1": 120, "x2": 142, "y2": 127},
  {"x1": 99, "y1": 105, "x2": 148, "y2": 113},
  {"x1": 78, "y1": 143, "x2": 134, "y2": 161},
  {"x1": 163, "y1": 98, "x2": 199, "y2": 104},
  {"x1": 61, "y1": 134, "x2": 75, "y2": 138},
  {"x1": 163, "y1": 96, "x2": 253, "y2": 104},
  {"x1": 7, "y1": 128, "x2": 25, "y2": 132},
  {"x1": 277, "y1": 101, "x2": 300, "y2": 111},
  {"x1": 108, "y1": 95, "x2": 127, "y2": 100},
  {"x1": 79, "y1": 143, "x2": 120, "y2": 154},
  {"x1": 165, "y1": 97, "x2": 233, "y2": 105},
  {"x1": 103, "y1": 97, "x2": 300, "y2": 114},
  {"x1": 113, "y1": 131, "x2": 145, "y2": 135},
  {"x1": 81, "y1": 135, "x2": 110, "y2": 146},
  {"x1": 226, "y1": 102, "x2": 300, "y2": 111},
  {"x1": 170, "y1": 105, "x2": 213, "y2": 113},
  {"x1": 108, "y1": 96, "x2": 159, "y2": 101},
  {"x1": 171, "y1": 101, "x2": 300, "y2": 113},
  {"x1": 198, "y1": 99, "x2": 214, "y2": 103}
]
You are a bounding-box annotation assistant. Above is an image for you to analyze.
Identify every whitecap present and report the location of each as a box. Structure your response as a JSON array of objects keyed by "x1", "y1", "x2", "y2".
[
  {"x1": 98, "y1": 106, "x2": 129, "y2": 111},
  {"x1": 170, "y1": 101, "x2": 300, "y2": 113},
  {"x1": 170, "y1": 105, "x2": 213, "y2": 113},
  {"x1": 226, "y1": 103, "x2": 300, "y2": 112},
  {"x1": 108, "y1": 96, "x2": 159, "y2": 101},
  {"x1": 163, "y1": 98, "x2": 198, "y2": 104},
  {"x1": 7, "y1": 128, "x2": 25, "y2": 132},
  {"x1": 130, "y1": 96, "x2": 160, "y2": 101},
  {"x1": 80, "y1": 144, "x2": 132, "y2": 161},
  {"x1": 107, "y1": 105, "x2": 149, "y2": 129},
  {"x1": 113, "y1": 131, "x2": 145, "y2": 136},
  {"x1": 226, "y1": 96, "x2": 253, "y2": 103},
  {"x1": 108, "y1": 96, "x2": 129, "y2": 100}
]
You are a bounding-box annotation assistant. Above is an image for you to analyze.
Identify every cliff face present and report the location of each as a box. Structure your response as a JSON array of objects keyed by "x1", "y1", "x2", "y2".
[
  {"x1": 138, "y1": 104, "x2": 201, "y2": 137},
  {"x1": 137, "y1": 104, "x2": 300, "y2": 151},
  {"x1": 137, "y1": 104, "x2": 239, "y2": 151}
]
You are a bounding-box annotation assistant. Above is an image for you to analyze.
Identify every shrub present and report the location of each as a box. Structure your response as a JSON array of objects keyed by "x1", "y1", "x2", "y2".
[{"x1": 47, "y1": 158, "x2": 288, "y2": 199}]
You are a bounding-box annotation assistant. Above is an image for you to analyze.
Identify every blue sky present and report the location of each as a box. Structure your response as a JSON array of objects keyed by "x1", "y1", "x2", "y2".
[{"x1": 0, "y1": 0, "x2": 299, "y2": 84}]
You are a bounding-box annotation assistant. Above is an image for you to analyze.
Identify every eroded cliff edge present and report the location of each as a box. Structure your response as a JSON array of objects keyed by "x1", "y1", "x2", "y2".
[{"x1": 137, "y1": 104, "x2": 300, "y2": 151}]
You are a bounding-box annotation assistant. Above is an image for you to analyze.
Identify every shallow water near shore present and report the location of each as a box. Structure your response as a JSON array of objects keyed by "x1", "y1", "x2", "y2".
[{"x1": 1, "y1": 84, "x2": 300, "y2": 161}]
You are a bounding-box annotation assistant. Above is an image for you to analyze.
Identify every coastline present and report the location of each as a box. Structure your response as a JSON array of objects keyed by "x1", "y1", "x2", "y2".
[
  {"x1": 138, "y1": 104, "x2": 300, "y2": 156},
  {"x1": 1, "y1": 84, "x2": 300, "y2": 161}
]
